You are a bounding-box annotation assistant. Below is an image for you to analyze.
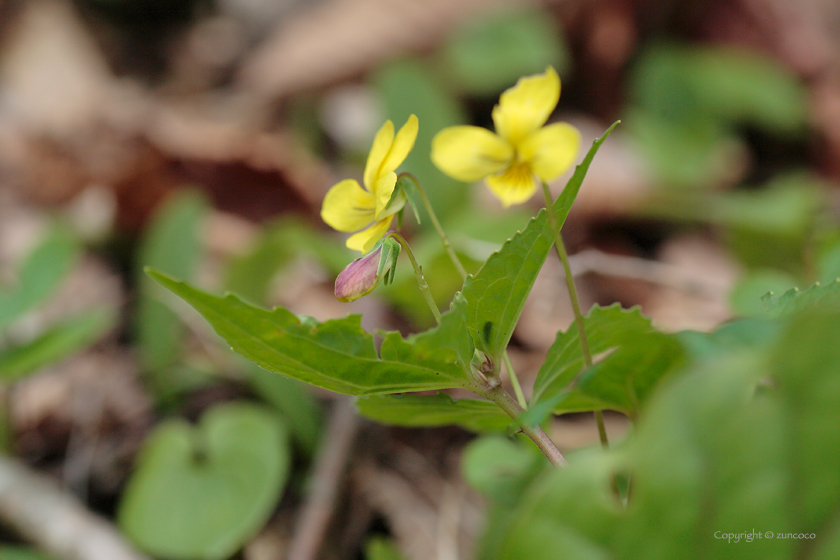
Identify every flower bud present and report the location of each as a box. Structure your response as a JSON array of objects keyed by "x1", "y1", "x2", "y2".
[
  {"x1": 334, "y1": 237, "x2": 400, "y2": 302},
  {"x1": 335, "y1": 246, "x2": 383, "y2": 302}
]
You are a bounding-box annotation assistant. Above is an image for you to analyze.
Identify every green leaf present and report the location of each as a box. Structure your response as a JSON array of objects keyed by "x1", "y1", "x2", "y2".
[
  {"x1": 519, "y1": 332, "x2": 686, "y2": 425},
  {"x1": 441, "y1": 7, "x2": 569, "y2": 95},
  {"x1": 718, "y1": 175, "x2": 821, "y2": 274},
  {"x1": 136, "y1": 191, "x2": 208, "y2": 373},
  {"x1": 462, "y1": 435, "x2": 546, "y2": 506},
  {"x1": 676, "y1": 317, "x2": 783, "y2": 361},
  {"x1": 626, "y1": 109, "x2": 740, "y2": 189},
  {"x1": 462, "y1": 123, "x2": 619, "y2": 361},
  {"x1": 147, "y1": 270, "x2": 474, "y2": 396},
  {"x1": 0, "y1": 308, "x2": 116, "y2": 380},
  {"x1": 559, "y1": 332, "x2": 686, "y2": 418},
  {"x1": 770, "y1": 312, "x2": 840, "y2": 529},
  {"x1": 729, "y1": 269, "x2": 798, "y2": 317},
  {"x1": 356, "y1": 393, "x2": 510, "y2": 433},
  {"x1": 0, "y1": 547, "x2": 56, "y2": 560},
  {"x1": 118, "y1": 402, "x2": 290, "y2": 560},
  {"x1": 491, "y1": 310, "x2": 840, "y2": 560},
  {"x1": 761, "y1": 279, "x2": 840, "y2": 318},
  {"x1": 0, "y1": 226, "x2": 79, "y2": 331},
  {"x1": 631, "y1": 43, "x2": 807, "y2": 133},
  {"x1": 816, "y1": 230, "x2": 840, "y2": 283},
  {"x1": 365, "y1": 537, "x2": 409, "y2": 560},
  {"x1": 531, "y1": 304, "x2": 654, "y2": 407}
]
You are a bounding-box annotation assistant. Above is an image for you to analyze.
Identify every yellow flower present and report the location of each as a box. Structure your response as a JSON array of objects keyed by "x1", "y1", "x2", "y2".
[
  {"x1": 321, "y1": 115, "x2": 419, "y2": 253},
  {"x1": 431, "y1": 67, "x2": 580, "y2": 207}
]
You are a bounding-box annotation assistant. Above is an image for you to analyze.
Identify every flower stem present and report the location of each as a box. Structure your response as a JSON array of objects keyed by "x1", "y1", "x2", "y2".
[
  {"x1": 387, "y1": 232, "x2": 442, "y2": 325},
  {"x1": 399, "y1": 173, "x2": 467, "y2": 280},
  {"x1": 471, "y1": 381, "x2": 566, "y2": 467},
  {"x1": 401, "y1": 173, "x2": 528, "y2": 408},
  {"x1": 540, "y1": 181, "x2": 609, "y2": 449},
  {"x1": 502, "y1": 350, "x2": 527, "y2": 409}
]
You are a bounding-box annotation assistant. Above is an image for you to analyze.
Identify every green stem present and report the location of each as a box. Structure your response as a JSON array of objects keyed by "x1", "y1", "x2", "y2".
[
  {"x1": 387, "y1": 232, "x2": 442, "y2": 325},
  {"x1": 502, "y1": 350, "x2": 527, "y2": 409},
  {"x1": 0, "y1": 384, "x2": 11, "y2": 453},
  {"x1": 401, "y1": 173, "x2": 528, "y2": 408},
  {"x1": 540, "y1": 182, "x2": 609, "y2": 449},
  {"x1": 399, "y1": 173, "x2": 467, "y2": 280},
  {"x1": 472, "y1": 381, "x2": 566, "y2": 467}
]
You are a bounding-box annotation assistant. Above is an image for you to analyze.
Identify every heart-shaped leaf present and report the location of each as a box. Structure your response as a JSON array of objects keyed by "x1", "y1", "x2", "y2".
[{"x1": 118, "y1": 402, "x2": 290, "y2": 560}]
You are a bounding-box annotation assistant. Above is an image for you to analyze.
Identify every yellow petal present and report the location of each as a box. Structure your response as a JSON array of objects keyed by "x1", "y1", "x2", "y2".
[
  {"x1": 321, "y1": 179, "x2": 375, "y2": 232},
  {"x1": 492, "y1": 67, "x2": 560, "y2": 146},
  {"x1": 363, "y1": 120, "x2": 395, "y2": 190},
  {"x1": 485, "y1": 162, "x2": 537, "y2": 208},
  {"x1": 374, "y1": 171, "x2": 406, "y2": 220},
  {"x1": 346, "y1": 216, "x2": 393, "y2": 253},
  {"x1": 378, "y1": 114, "x2": 418, "y2": 178},
  {"x1": 519, "y1": 122, "x2": 581, "y2": 181},
  {"x1": 431, "y1": 126, "x2": 513, "y2": 182}
]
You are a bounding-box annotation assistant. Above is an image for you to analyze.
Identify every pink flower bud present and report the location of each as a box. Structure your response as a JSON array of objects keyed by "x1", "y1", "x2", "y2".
[{"x1": 334, "y1": 246, "x2": 383, "y2": 302}]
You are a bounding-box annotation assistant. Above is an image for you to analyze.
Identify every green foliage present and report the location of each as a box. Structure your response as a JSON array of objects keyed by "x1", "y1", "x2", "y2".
[
  {"x1": 135, "y1": 190, "x2": 208, "y2": 374},
  {"x1": 147, "y1": 271, "x2": 474, "y2": 395},
  {"x1": 0, "y1": 548, "x2": 55, "y2": 560},
  {"x1": 0, "y1": 225, "x2": 115, "y2": 385},
  {"x1": 118, "y1": 402, "x2": 290, "y2": 560},
  {"x1": 356, "y1": 393, "x2": 510, "y2": 433},
  {"x1": 146, "y1": 124, "x2": 621, "y2": 440},
  {"x1": 729, "y1": 270, "x2": 797, "y2": 317},
  {"x1": 762, "y1": 279, "x2": 840, "y2": 318},
  {"x1": 676, "y1": 317, "x2": 783, "y2": 362},
  {"x1": 0, "y1": 226, "x2": 79, "y2": 331},
  {"x1": 462, "y1": 435, "x2": 546, "y2": 506},
  {"x1": 527, "y1": 303, "x2": 685, "y2": 423},
  {"x1": 365, "y1": 537, "x2": 409, "y2": 560},
  {"x1": 485, "y1": 309, "x2": 840, "y2": 560},
  {"x1": 625, "y1": 109, "x2": 739, "y2": 189},
  {"x1": 628, "y1": 43, "x2": 807, "y2": 189},
  {"x1": 0, "y1": 308, "x2": 116, "y2": 380},
  {"x1": 441, "y1": 7, "x2": 569, "y2": 95},
  {"x1": 631, "y1": 43, "x2": 807, "y2": 133},
  {"x1": 645, "y1": 174, "x2": 822, "y2": 275},
  {"x1": 462, "y1": 123, "x2": 618, "y2": 362},
  {"x1": 531, "y1": 305, "x2": 654, "y2": 407},
  {"x1": 815, "y1": 231, "x2": 840, "y2": 283},
  {"x1": 556, "y1": 331, "x2": 685, "y2": 419},
  {"x1": 717, "y1": 175, "x2": 822, "y2": 274}
]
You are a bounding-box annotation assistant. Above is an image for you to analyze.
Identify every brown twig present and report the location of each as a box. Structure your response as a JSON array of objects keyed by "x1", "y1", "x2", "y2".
[
  {"x1": 287, "y1": 397, "x2": 360, "y2": 560},
  {"x1": 567, "y1": 248, "x2": 730, "y2": 298},
  {"x1": 0, "y1": 456, "x2": 151, "y2": 560}
]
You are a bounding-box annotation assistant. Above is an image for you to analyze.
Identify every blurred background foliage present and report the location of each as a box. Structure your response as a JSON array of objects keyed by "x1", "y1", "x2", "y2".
[{"x1": 1, "y1": 0, "x2": 840, "y2": 558}]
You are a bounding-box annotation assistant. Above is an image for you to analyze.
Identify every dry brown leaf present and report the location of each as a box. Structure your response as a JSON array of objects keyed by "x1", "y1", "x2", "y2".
[
  {"x1": 643, "y1": 234, "x2": 738, "y2": 332},
  {"x1": 354, "y1": 455, "x2": 482, "y2": 560},
  {"x1": 238, "y1": 0, "x2": 536, "y2": 101},
  {"x1": 11, "y1": 349, "x2": 153, "y2": 496}
]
